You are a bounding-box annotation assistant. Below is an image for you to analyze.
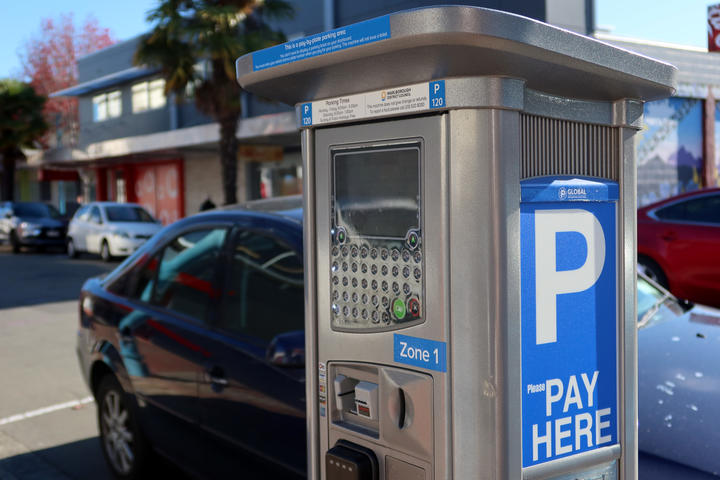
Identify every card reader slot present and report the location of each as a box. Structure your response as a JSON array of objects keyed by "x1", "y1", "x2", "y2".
[{"x1": 398, "y1": 388, "x2": 406, "y2": 429}]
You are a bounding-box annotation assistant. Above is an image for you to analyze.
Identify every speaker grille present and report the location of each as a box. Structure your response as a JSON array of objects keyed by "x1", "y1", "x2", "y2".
[{"x1": 521, "y1": 114, "x2": 620, "y2": 181}]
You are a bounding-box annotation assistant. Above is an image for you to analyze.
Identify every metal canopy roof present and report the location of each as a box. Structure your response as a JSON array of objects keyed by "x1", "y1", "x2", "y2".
[
  {"x1": 51, "y1": 66, "x2": 158, "y2": 97},
  {"x1": 236, "y1": 6, "x2": 677, "y2": 105}
]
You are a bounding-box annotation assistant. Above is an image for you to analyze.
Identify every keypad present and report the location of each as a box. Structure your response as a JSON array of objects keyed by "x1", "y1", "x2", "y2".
[{"x1": 331, "y1": 238, "x2": 423, "y2": 328}]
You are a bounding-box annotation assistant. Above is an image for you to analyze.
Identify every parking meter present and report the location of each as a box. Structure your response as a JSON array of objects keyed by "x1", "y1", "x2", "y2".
[{"x1": 236, "y1": 6, "x2": 675, "y2": 480}]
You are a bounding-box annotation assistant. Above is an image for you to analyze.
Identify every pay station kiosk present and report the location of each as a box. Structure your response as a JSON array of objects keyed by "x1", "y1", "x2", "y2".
[{"x1": 236, "y1": 6, "x2": 676, "y2": 480}]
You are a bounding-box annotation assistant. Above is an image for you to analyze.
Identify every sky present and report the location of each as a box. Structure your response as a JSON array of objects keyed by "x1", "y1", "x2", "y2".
[
  {"x1": 0, "y1": 0, "x2": 156, "y2": 79},
  {"x1": 0, "y1": 0, "x2": 716, "y2": 78}
]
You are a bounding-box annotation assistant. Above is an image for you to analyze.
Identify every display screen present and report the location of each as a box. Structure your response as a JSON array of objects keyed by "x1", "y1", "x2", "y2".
[{"x1": 334, "y1": 145, "x2": 420, "y2": 238}]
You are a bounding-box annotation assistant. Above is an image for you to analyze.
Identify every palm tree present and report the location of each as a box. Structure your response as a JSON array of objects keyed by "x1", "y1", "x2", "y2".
[
  {"x1": 135, "y1": 0, "x2": 293, "y2": 205},
  {"x1": 0, "y1": 80, "x2": 48, "y2": 201}
]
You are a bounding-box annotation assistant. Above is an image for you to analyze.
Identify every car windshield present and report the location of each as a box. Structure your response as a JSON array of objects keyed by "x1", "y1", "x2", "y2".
[
  {"x1": 105, "y1": 206, "x2": 155, "y2": 223},
  {"x1": 638, "y1": 276, "x2": 666, "y2": 320},
  {"x1": 637, "y1": 274, "x2": 687, "y2": 329},
  {"x1": 13, "y1": 203, "x2": 60, "y2": 219}
]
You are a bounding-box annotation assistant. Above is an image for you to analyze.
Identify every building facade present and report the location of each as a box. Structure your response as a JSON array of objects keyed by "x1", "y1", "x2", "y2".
[
  {"x1": 32, "y1": 0, "x2": 595, "y2": 220},
  {"x1": 596, "y1": 33, "x2": 720, "y2": 206}
]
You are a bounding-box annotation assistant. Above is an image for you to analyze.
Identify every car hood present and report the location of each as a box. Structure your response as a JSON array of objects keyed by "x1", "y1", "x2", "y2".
[
  {"x1": 16, "y1": 216, "x2": 66, "y2": 228},
  {"x1": 106, "y1": 222, "x2": 163, "y2": 236},
  {"x1": 638, "y1": 301, "x2": 720, "y2": 475}
]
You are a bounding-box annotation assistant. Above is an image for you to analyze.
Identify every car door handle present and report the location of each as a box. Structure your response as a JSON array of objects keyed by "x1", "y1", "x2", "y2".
[
  {"x1": 119, "y1": 327, "x2": 133, "y2": 341},
  {"x1": 205, "y1": 366, "x2": 228, "y2": 386},
  {"x1": 661, "y1": 231, "x2": 677, "y2": 242},
  {"x1": 209, "y1": 375, "x2": 228, "y2": 386}
]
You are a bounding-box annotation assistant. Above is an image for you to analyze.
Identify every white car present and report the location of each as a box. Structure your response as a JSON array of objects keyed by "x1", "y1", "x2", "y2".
[{"x1": 67, "y1": 202, "x2": 163, "y2": 261}]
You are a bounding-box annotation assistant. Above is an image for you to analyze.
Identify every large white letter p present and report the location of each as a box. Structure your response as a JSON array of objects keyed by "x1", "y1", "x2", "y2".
[{"x1": 534, "y1": 209, "x2": 605, "y2": 345}]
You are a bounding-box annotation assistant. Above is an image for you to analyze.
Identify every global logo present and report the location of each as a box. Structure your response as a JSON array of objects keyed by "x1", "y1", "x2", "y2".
[{"x1": 558, "y1": 187, "x2": 567, "y2": 200}]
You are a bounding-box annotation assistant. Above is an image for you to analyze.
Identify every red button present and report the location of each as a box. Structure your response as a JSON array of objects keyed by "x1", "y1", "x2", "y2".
[{"x1": 408, "y1": 298, "x2": 420, "y2": 317}]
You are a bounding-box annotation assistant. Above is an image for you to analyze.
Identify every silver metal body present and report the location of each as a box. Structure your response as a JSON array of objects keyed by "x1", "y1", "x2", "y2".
[{"x1": 237, "y1": 6, "x2": 676, "y2": 480}]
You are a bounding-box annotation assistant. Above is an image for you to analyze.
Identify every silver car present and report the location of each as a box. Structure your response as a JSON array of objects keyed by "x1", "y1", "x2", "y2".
[
  {"x1": 67, "y1": 202, "x2": 163, "y2": 261},
  {"x1": 638, "y1": 272, "x2": 720, "y2": 477}
]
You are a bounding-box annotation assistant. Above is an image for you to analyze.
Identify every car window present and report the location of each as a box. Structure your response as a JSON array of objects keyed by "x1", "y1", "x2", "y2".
[
  {"x1": 219, "y1": 230, "x2": 303, "y2": 345},
  {"x1": 74, "y1": 205, "x2": 90, "y2": 220},
  {"x1": 13, "y1": 202, "x2": 59, "y2": 219},
  {"x1": 106, "y1": 206, "x2": 155, "y2": 223},
  {"x1": 89, "y1": 206, "x2": 102, "y2": 223},
  {"x1": 637, "y1": 276, "x2": 666, "y2": 321},
  {"x1": 107, "y1": 252, "x2": 160, "y2": 302},
  {"x1": 655, "y1": 195, "x2": 720, "y2": 224},
  {"x1": 151, "y1": 228, "x2": 227, "y2": 322}
]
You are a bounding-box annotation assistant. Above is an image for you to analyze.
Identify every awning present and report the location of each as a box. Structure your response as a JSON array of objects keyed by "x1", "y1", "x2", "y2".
[{"x1": 50, "y1": 66, "x2": 159, "y2": 97}]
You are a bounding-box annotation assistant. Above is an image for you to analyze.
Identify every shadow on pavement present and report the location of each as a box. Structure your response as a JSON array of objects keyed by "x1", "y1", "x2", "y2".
[
  {"x1": 0, "y1": 246, "x2": 117, "y2": 309},
  {"x1": 0, "y1": 436, "x2": 190, "y2": 480},
  {"x1": 0, "y1": 437, "x2": 110, "y2": 480}
]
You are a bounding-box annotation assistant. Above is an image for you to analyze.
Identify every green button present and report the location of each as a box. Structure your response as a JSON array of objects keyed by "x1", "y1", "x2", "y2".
[{"x1": 393, "y1": 298, "x2": 406, "y2": 320}]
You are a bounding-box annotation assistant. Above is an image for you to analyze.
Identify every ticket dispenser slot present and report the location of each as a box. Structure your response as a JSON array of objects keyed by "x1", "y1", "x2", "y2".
[
  {"x1": 330, "y1": 363, "x2": 434, "y2": 461},
  {"x1": 332, "y1": 365, "x2": 380, "y2": 437}
]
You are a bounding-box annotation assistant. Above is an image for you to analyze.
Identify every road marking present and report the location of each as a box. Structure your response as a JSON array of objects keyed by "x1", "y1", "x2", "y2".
[{"x1": 0, "y1": 397, "x2": 94, "y2": 426}]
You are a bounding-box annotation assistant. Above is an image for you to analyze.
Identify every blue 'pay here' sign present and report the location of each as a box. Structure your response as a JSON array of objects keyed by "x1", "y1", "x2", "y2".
[{"x1": 520, "y1": 179, "x2": 618, "y2": 468}]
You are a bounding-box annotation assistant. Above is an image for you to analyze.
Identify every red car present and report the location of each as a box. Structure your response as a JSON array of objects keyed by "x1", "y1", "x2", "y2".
[{"x1": 637, "y1": 188, "x2": 720, "y2": 308}]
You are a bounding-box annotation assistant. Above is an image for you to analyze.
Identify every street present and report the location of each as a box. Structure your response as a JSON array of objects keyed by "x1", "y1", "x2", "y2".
[
  {"x1": 0, "y1": 247, "x2": 191, "y2": 480},
  {"x1": 0, "y1": 246, "x2": 114, "y2": 479}
]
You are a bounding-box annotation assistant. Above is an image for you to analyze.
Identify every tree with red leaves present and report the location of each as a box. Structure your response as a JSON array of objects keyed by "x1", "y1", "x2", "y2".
[{"x1": 18, "y1": 14, "x2": 115, "y2": 148}]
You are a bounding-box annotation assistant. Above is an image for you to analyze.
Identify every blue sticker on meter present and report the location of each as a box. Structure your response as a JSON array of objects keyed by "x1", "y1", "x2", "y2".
[
  {"x1": 394, "y1": 334, "x2": 446, "y2": 372},
  {"x1": 429, "y1": 80, "x2": 445, "y2": 109},
  {"x1": 520, "y1": 192, "x2": 618, "y2": 467},
  {"x1": 301, "y1": 102, "x2": 312, "y2": 126},
  {"x1": 252, "y1": 15, "x2": 391, "y2": 71}
]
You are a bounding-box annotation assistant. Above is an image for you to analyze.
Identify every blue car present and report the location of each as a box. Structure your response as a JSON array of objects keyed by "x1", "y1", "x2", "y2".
[{"x1": 76, "y1": 196, "x2": 306, "y2": 479}]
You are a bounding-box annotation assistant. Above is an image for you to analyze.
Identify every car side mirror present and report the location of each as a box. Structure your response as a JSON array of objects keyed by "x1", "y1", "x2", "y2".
[{"x1": 266, "y1": 330, "x2": 305, "y2": 368}]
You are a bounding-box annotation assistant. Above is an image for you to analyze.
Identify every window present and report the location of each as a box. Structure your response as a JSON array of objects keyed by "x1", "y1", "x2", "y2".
[
  {"x1": 92, "y1": 91, "x2": 122, "y2": 122},
  {"x1": 132, "y1": 79, "x2": 166, "y2": 113},
  {"x1": 105, "y1": 206, "x2": 155, "y2": 223},
  {"x1": 74, "y1": 205, "x2": 89, "y2": 220},
  {"x1": 184, "y1": 61, "x2": 210, "y2": 98},
  {"x1": 655, "y1": 195, "x2": 720, "y2": 224},
  {"x1": 13, "y1": 202, "x2": 59, "y2": 219},
  {"x1": 107, "y1": 252, "x2": 160, "y2": 302},
  {"x1": 89, "y1": 206, "x2": 102, "y2": 224},
  {"x1": 151, "y1": 228, "x2": 227, "y2": 322},
  {"x1": 220, "y1": 230, "x2": 304, "y2": 344}
]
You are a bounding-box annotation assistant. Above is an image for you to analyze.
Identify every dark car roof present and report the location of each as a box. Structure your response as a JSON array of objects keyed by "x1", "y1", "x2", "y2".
[
  {"x1": 213, "y1": 195, "x2": 303, "y2": 223},
  {"x1": 638, "y1": 187, "x2": 720, "y2": 213},
  {"x1": 100, "y1": 196, "x2": 303, "y2": 288}
]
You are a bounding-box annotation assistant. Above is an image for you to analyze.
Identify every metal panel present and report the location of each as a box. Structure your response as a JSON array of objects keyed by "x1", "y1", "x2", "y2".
[
  {"x1": 520, "y1": 114, "x2": 620, "y2": 181},
  {"x1": 302, "y1": 128, "x2": 320, "y2": 480},
  {"x1": 619, "y1": 127, "x2": 638, "y2": 480},
  {"x1": 315, "y1": 115, "x2": 449, "y2": 480},
  {"x1": 448, "y1": 108, "x2": 522, "y2": 480}
]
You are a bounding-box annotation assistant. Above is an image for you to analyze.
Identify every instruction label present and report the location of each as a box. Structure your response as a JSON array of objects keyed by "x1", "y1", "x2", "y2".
[
  {"x1": 300, "y1": 80, "x2": 445, "y2": 127},
  {"x1": 253, "y1": 15, "x2": 391, "y2": 71},
  {"x1": 318, "y1": 362, "x2": 327, "y2": 417}
]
